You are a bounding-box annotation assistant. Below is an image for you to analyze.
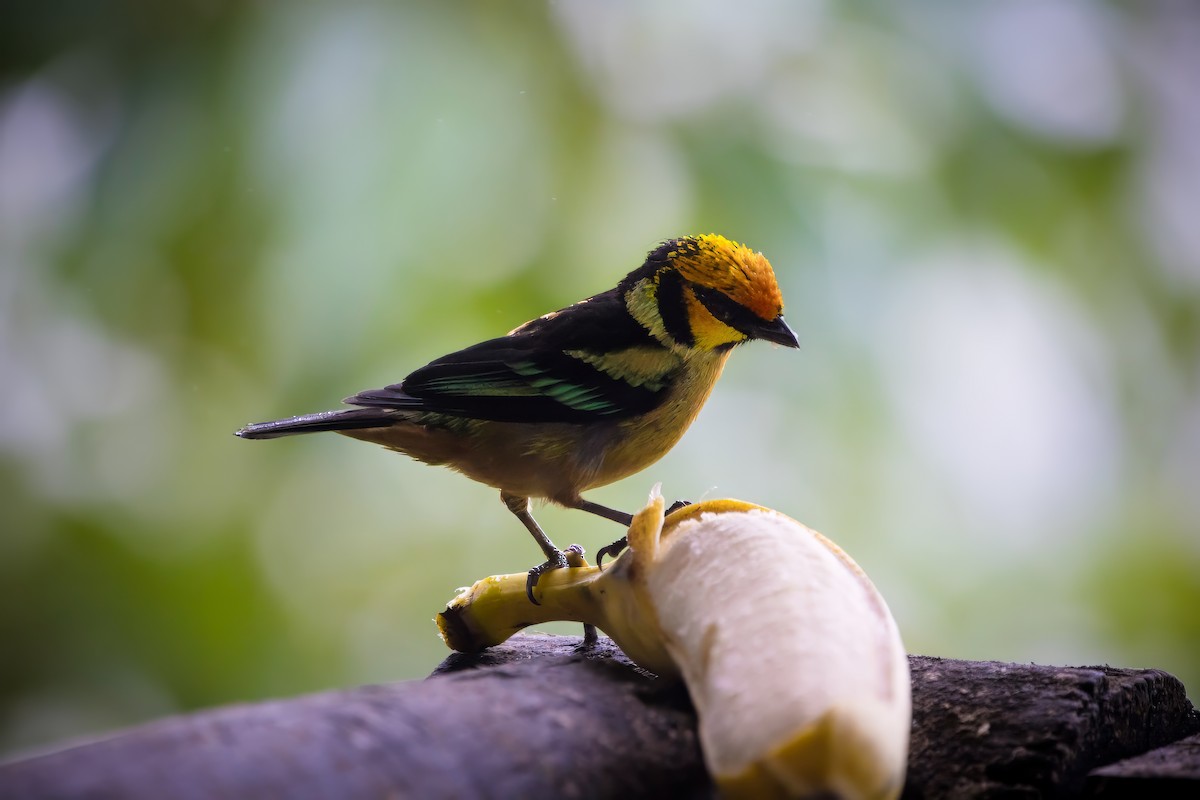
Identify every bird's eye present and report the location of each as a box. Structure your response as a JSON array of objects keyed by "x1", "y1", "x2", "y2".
[{"x1": 692, "y1": 285, "x2": 760, "y2": 333}]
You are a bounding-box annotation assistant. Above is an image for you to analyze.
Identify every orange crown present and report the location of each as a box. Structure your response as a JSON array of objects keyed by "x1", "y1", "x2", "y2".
[{"x1": 666, "y1": 234, "x2": 783, "y2": 321}]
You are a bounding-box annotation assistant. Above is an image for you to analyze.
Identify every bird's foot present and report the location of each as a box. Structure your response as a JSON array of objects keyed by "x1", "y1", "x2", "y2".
[
  {"x1": 667, "y1": 499, "x2": 693, "y2": 514},
  {"x1": 595, "y1": 537, "x2": 627, "y2": 569},
  {"x1": 525, "y1": 544, "x2": 587, "y2": 605},
  {"x1": 525, "y1": 551, "x2": 567, "y2": 605},
  {"x1": 595, "y1": 500, "x2": 693, "y2": 569}
]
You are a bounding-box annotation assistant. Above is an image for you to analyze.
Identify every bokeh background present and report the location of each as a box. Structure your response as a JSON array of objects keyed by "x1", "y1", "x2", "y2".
[{"x1": 3, "y1": 0, "x2": 1198, "y2": 757}]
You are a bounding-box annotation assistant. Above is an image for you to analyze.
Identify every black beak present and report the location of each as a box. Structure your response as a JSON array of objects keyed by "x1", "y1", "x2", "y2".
[{"x1": 753, "y1": 315, "x2": 800, "y2": 348}]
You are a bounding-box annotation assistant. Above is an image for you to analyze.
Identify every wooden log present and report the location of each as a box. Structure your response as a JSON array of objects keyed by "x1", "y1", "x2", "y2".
[
  {"x1": 1084, "y1": 733, "x2": 1200, "y2": 798},
  {"x1": 1, "y1": 635, "x2": 705, "y2": 800},
  {"x1": 903, "y1": 656, "x2": 1198, "y2": 798},
  {"x1": 2, "y1": 633, "x2": 1197, "y2": 799}
]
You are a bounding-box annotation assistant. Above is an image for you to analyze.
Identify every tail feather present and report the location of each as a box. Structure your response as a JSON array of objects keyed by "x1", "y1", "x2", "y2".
[{"x1": 235, "y1": 408, "x2": 397, "y2": 439}]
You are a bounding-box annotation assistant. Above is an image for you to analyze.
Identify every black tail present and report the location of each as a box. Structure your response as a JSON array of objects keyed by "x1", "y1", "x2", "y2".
[{"x1": 235, "y1": 408, "x2": 396, "y2": 439}]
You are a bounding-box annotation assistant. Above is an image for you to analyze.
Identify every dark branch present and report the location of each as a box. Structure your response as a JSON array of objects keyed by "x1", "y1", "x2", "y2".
[{"x1": 1, "y1": 634, "x2": 1197, "y2": 799}]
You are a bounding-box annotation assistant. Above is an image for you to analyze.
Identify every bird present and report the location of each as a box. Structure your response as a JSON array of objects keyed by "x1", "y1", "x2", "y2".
[{"x1": 236, "y1": 234, "x2": 798, "y2": 603}]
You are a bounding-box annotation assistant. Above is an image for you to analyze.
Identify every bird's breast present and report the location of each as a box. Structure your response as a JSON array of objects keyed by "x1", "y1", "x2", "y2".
[{"x1": 584, "y1": 349, "x2": 730, "y2": 490}]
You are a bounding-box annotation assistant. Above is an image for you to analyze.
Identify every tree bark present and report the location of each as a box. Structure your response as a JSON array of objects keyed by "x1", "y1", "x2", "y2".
[{"x1": 2, "y1": 633, "x2": 1197, "y2": 799}]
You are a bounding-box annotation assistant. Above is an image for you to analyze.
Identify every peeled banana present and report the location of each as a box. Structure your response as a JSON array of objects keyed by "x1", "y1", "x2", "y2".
[{"x1": 438, "y1": 488, "x2": 911, "y2": 799}]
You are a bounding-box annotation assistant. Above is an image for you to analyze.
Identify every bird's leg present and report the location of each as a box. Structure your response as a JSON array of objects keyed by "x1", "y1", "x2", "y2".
[
  {"x1": 502, "y1": 496, "x2": 597, "y2": 640},
  {"x1": 570, "y1": 498, "x2": 634, "y2": 526},
  {"x1": 589, "y1": 498, "x2": 694, "y2": 568},
  {"x1": 502, "y1": 492, "x2": 568, "y2": 606},
  {"x1": 567, "y1": 498, "x2": 634, "y2": 569}
]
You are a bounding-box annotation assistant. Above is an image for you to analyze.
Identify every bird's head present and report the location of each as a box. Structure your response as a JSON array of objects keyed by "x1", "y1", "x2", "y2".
[{"x1": 622, "y1": 234, "x2": 799, "y2": 353}]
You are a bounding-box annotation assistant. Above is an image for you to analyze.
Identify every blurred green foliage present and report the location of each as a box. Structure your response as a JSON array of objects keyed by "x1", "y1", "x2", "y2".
[{"x1": 2, "y1": 0, "x2": 1198, "y2": 756}]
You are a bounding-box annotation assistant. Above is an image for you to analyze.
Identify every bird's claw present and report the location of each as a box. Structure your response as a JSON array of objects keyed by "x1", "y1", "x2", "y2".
[
  {"x1": 595, "y1": 537, "x2": 628, "y2": 569},
  {"x1": 667, "y1": 499, "x2": 693, "y2": 514}
]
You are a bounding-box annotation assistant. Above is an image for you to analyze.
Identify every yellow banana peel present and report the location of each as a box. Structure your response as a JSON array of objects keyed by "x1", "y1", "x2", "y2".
[{"x1": 437, "y1": 487, "x2": 911, "y2": 799}]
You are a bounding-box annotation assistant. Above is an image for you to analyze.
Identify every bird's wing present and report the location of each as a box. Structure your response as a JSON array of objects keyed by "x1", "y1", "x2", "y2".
[
  {"x1": 346, "y1": 340, "x2": 679, "y2": 424},
  {"x1": 346, "y1": 290, "x2": 680, "y2": 424}
]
